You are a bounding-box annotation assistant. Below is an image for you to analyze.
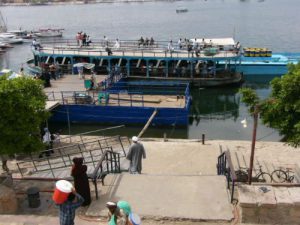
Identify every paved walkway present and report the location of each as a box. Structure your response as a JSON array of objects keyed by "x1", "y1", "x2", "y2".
[
  {"x1": 86, "y1": 174, "x2": 233, "y2": 221},
  {"x1": 2, "y1": 139, "x2": 300, "y2": 224}
]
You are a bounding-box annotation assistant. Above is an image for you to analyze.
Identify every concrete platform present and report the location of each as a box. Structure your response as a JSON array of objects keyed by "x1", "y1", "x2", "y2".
[{"x1": 86, "y1": 174, "x2": 233, "y2": 222}]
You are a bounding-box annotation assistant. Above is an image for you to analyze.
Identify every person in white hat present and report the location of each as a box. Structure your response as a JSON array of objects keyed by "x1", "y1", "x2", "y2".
[{"x1": 126, "y1": 136, "x2": 146, "y2": 174}]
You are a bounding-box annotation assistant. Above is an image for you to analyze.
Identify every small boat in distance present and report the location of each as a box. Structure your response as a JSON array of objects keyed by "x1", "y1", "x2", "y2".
[
  {"x1": 176, "y1": 7, "x2": 188, "y2": 13},
  {"x1": 0, "y1": 33, "x2": 23, "y2": 44},
  {"x1": 34, "y1": 28, "x2": 64, "y2": 38}
]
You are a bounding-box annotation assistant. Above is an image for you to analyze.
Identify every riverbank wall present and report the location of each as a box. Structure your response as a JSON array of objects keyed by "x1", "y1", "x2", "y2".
[{"x1": 0, "y1": 0, "x2": 182, "y2": 6}]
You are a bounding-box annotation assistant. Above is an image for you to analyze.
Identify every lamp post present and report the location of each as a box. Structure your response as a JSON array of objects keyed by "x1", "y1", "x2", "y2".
[{"x1": 248, "y1": 106, "x2": 259, "y2": 185}]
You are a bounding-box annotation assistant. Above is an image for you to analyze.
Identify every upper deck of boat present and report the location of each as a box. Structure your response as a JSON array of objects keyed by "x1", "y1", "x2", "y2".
[{"x1": 35, "y1": 39, "x2": 240, "y2": 60}]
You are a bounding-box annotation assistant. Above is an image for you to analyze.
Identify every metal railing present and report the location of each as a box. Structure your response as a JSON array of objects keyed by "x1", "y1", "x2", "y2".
[
  {"x1": 37, "y1": 39, "x2": 240, "y2": 60},
  {"x1": 90, "y1": 149, "x2": 121, "y2": 199},
  {"x1": 45, "y1": 82, "x2": 190, "y2": 108},
  {"x1": 217, "y1": 150, "x2": 237, "y2": 203},
  {"x1": 16, "y1": 136, "x2": 127, "y2": 177}
]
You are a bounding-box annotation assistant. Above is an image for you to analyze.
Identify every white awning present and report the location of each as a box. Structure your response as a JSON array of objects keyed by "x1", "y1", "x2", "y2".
[{"x1": 191, "y1": 38, "x2": 236, "y2": 46}]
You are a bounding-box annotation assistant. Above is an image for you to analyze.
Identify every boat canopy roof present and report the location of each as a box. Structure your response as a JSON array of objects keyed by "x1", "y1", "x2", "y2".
[
  {"x1": 73, "y1": 63, "x2": 95, "y2": 69},
  {"x1": 191, "y1": 38, "x2": 236, "y2": 46},
  {"x1": 39, "y1": 28, "x2": 64, "y2": 32}
]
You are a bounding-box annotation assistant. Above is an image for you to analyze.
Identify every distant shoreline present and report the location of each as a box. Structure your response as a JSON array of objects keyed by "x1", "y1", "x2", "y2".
[{"x1": 0, "y1": 0, "x2": 182, "y2": 7}]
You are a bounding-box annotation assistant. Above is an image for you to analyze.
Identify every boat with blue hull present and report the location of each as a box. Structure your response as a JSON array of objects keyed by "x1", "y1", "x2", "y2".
[
  {"x1": 29, "y1": 37, "x2": 243, "y2": 87},
  {"x1": 235, "y1": 53, "x2": 300, "y2": 76},
  {"x1": 46, "y1": 80, "x2": 191, "y2": 127}
]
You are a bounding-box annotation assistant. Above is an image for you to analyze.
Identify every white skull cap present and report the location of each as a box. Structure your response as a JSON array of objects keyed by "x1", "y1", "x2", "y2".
[
  {"x1": 106, "y1": 201, "x2": 116, "y2": 206},
  {"x1": 132, "y1": 136, "x2": 138, "y2": 142}
]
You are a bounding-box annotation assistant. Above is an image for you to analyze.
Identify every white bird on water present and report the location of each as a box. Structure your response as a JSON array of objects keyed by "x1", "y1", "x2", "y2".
[{"x1": 241, "y1": 118, "x2": 247, "y2": 128}]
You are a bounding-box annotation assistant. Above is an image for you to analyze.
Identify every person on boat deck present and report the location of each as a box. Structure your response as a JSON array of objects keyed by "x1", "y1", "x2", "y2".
[
  {"x1": 149, "y1": 37, "x2": 154, "y2": 46},
  {"x1": 76, "y1": 32, "x2": 80, "y2": 46},
  {"x1": 178, "y1": 38, "x2": 183, "y2": 49},
  {"x1": 193, "y1": 38, "x2": 198, "y2": 50},
  {"x1": 167, "y1": 40, "x2": 174, "y2": 52},
  {"x1": 86, "y1": 36, "x2": 92, "y2": 46},
  {"x1": 114, "y1": 39, "x2": 120, "y2": 49},
  {"x1": 184, "y1": 38, "x2": 189, "y2": 49},
  {"x1": 235, "y1": 41, "x2": 241, "y2": 52},
  {"x1": 32, "y1": 39, "x2": 42, "y2": 50},
  {"x1": 82, "y1": 33, "x2": 87, "y2": 46},
  {"x1": 138, "y1": 36, "x2": 144, "y2": 47},
  {"x1": 201, "y1": 38, "x2": 206, "y2": 47},
  {"x1": 104, "y1": 35, "x2": 109, "y2": 46},
  {"x1": 90, "y1": 72, "x2": 96, "y2": 90},
  {"x1": 49, "y1": 63, "x2": 56, "y2": 80},
  {"x1": 79, "y1": 32, "x2": 83, "y2": 47},
  {"x1": 145, "y1": 37, "x2": 149, "y2": 46}
]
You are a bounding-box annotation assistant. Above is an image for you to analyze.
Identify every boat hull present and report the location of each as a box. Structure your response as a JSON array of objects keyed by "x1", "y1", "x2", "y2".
[
  {"x1": 49, "y1": 104, "x2": 189, "y2": 126},
  {"x1": 236, "y1": 63, "x2": 288, "y2": 76}
]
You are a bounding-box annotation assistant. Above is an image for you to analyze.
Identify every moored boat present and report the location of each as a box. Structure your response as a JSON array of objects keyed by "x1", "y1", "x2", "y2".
[
  {"x1": 29, "y1": 37, "x2": 243, "y2": 87},
  {"x1": 46, "y1": 80, "x2": 191, "y2": 126},
  {"x1": 0, "y1": 33, "x2": 23, "y2": 44},
  {"x1": 7, "y1": 29, "x2": 35, "y2": 39},
  {"x1": 34, "y1": 28, "x2": 64, "y2": 38},
  {"x1": 233, "y1": 48, "x2": 300, "y2": 76}
]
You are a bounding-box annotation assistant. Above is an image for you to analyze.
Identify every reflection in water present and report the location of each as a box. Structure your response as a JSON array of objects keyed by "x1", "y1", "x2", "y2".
[{"x1": 190, "y1": 87, "x2": 240, "y2": 126}]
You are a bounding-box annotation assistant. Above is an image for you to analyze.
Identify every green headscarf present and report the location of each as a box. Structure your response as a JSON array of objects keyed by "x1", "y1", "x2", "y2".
[{"x1": 117, "y1": 201, "x2": 132, "y2": 216}]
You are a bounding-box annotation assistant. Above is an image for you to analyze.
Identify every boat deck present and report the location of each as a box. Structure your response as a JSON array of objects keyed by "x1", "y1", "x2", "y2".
[
  {"x1": 38, "y1": 39, "x2": 239, "y2": 59},
  {"x1": 44, "y1": 75, "x2": 186, "y2": 109}
]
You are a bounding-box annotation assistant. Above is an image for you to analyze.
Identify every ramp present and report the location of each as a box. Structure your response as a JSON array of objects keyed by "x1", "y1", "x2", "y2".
[{"x1": 86, "y1": 174, "x2": 233, "y2": 221}]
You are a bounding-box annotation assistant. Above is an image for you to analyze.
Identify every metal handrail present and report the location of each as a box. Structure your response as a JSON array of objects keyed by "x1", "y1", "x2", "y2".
[
  {"x1": 90, "y1": 149, "x2": 121, "y2": 199},
  {"x1": 16, "y1": 145, "x2": 113, "y2": 177},
  {"x1": 217, "y1": 150, "x2": 237, "y2": 203},
  {"x1": 37, "y1": 39, "x2": 239, "y2": 60},
  {"x1": 16, "y1": 135, "x2": 126, "y2": 169}
]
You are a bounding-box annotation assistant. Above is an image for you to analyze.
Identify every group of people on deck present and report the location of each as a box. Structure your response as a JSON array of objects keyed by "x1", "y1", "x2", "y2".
[
  {"x1": 138, "y1": 36, "x2": 155, "y2": 47},
  {"x1": 76, "y1": 32, "x2": 92, "y2": 47}
]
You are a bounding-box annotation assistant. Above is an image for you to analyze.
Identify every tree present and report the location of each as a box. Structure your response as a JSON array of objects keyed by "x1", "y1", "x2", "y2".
[
  {"x1": 0, "y1": 76, "x2": 50, "y2": 156},
  {"x1": 240, "y1": 62, "x2": 300, "y2": 147}
]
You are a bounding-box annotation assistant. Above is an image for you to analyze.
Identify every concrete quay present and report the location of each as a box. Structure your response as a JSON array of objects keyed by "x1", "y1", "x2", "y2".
[{"x1": 1, "y1": 138, "x2": 300, "y2": 225}]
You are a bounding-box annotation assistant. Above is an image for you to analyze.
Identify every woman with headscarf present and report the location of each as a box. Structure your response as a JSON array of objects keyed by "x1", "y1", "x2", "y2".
[{"x1": 71, "y1": 157, "x2": 91, "y2": 206}]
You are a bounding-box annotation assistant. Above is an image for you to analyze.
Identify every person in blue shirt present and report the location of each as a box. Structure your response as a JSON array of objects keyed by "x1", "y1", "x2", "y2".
[{"x1": 58, "y1": 188, "x2": 84, "y2": 225}]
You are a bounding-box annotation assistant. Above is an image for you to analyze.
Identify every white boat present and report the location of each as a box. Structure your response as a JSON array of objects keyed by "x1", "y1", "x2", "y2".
[
  {"x1": 7, "y1": 29, "x2": 35, "y2": 39},
  {"x1": 34, "y1": 28, "x2": 64, "y2": 38},
  {"x1": 0, "y1": 33, "x2": 23, "y2": 44},
  {"x1": 0, "y1": 41, "x2": 12, "y2": 48}
]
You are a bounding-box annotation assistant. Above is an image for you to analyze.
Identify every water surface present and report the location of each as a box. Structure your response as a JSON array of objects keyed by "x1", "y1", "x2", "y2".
[{"x1": 1, "y1": 0, "x2": 298, "y2": 140}]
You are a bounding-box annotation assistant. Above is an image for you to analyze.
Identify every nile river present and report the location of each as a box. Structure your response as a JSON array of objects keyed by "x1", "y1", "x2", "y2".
[{"x1": 1, "y1": 0, "x2": 299, "y2": 140}]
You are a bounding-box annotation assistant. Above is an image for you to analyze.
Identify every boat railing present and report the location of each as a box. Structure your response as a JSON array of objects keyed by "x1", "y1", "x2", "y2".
[
  {"x1": 38, "y1": 39, "x2": 239, "y2": 59},
  {"x1": 45, "y1": 84, "x2": 189, "y2": 108}
]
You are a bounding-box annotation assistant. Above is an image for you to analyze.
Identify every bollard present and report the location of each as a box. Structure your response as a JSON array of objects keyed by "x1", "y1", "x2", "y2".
[
  {"x1": 27, "y1": 187, "x2": 40, "y2": 208},
  {"x1": 163, "y1": 132, "x2": 167, "y2": 142},
  {"x1": 202, "y1": 134, "x2": 205, "y2": 145}
]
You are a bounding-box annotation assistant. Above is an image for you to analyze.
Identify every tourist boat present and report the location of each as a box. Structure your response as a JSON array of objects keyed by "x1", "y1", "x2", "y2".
[
  {"x1": 47, "y1": 78, "x2": 191, "y2": 126},
  {"x1": 235, "y1": 50, "x2": 300, "y2": 76},
  {"x1": 7, "y1": 29, "x2": 35, "y2": 39},
  {"x1": 215, "y1": 47, "x2": 300, "y2": 77},
  {"x1": 34, "y1": 28, "x2": 64, "y2": 38},
  {"x1": 29, "y1": 37, "x2": 243, "y2": 87},
  {"x1": 0, "y1": 33, "x2": 23, "y2": 44}
]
